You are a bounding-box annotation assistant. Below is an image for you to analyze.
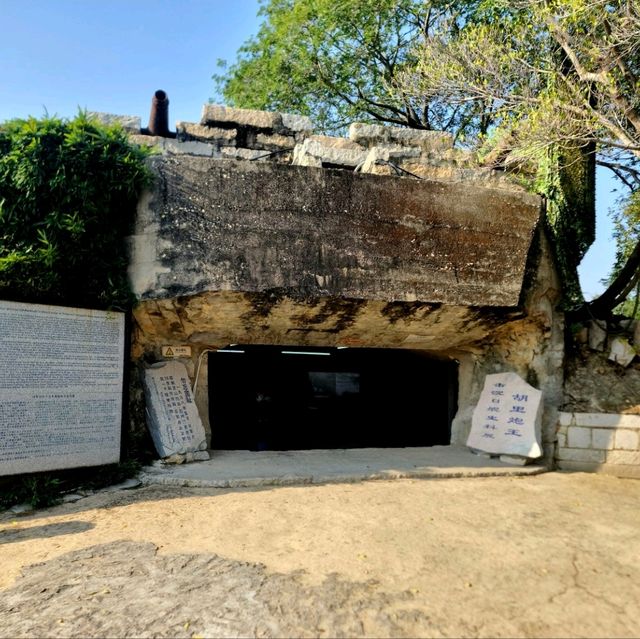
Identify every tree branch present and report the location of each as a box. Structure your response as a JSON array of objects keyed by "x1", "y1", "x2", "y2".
[{"x1": 580, "y1": 236, "x2": 640, "y2": 318}]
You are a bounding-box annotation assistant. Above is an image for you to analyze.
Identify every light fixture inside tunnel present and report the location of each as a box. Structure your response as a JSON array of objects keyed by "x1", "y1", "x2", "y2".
[{"x1": 281, "y1": 350, "x2": 331, "y2": 356}]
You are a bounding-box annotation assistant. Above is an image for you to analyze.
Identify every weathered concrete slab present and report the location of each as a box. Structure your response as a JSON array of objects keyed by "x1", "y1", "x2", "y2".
[
  {"x1": 140, "y1": 445, "x2": 546, "y2": 488},
  {"x1": 129, "y1": 157, "x2": 541, "y2": 306}
]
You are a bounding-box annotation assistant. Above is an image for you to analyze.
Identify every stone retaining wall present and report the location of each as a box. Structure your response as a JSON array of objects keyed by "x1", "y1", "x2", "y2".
[{"x1": 556, "y1": 412, "x2": 640, "y2": 478}]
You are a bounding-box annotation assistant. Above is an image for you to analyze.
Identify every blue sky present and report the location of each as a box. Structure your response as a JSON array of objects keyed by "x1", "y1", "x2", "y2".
[
  {"x1": 0, "y1": 0, "x2": 262, "y2": 125},
  {"x1": 0, "y1": 0, "x2": 617, "y2": 298}
]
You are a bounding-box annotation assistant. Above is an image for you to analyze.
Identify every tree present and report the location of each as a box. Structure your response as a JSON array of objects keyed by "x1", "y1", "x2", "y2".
[
  {"x1": 401, "y1": 0, "x2": 640, "y2": 316},
  {"x1": 0, "y1": 114, "x2": 152, "y2": 309},
  {"x1": 215, "y1": 0, "x2": 491, "y2": 137},
  {"x1": 219, "y1": 0, "x2": 640, "y2": 317}
]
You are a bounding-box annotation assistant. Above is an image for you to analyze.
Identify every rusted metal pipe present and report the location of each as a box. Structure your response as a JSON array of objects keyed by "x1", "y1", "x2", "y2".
[{"x1": 147, "y1": 89, "x2": 172, "y2": 137}]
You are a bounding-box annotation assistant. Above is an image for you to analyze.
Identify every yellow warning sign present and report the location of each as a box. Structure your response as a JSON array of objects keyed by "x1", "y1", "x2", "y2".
[{"x1": 161, "y1": 346, "x2": 192, "y2": 358}]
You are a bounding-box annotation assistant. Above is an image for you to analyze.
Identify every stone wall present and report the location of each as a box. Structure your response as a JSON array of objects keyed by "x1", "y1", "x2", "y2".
[{"x1": 556, "y1": 412, "x2": 640, "y2": 478}]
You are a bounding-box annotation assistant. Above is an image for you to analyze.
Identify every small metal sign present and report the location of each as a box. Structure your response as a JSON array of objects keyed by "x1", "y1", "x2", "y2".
[{"x1": 161, "y1": 345, "x2": 192, "y2": 359}]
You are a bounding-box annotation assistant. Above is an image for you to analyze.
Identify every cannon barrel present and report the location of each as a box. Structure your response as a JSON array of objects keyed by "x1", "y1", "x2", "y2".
[{"x1": 147, "y1": 89, "x2": 171, "y2": 137}]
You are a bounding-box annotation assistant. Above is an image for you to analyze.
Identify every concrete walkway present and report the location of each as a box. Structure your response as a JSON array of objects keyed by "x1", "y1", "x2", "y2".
[{"x1": 140, "y1": 445, "x2": 546, "y2": 488}]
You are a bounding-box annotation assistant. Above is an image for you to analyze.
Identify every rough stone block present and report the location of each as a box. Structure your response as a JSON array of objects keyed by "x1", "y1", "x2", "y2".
[
  {"x1": 281, "y1": 113, "x2": 313, "y2": 133},
  {"x1": 220, "y1": 147, "x2": 272, "y2": 161},
  {"x1": 291, "y1": 146, "x2": 321, "y2": 167},
  {"x1": 163, "y1": 138, "x2": 214, "y2": 157},
  {"x1": 135, "y1": 155, "x2": 542, "y2": 306},
  {"x1": 606, "y1": 449, "x2": 640, "y2": 465},
  {"x1": 556, "y1": 447, "x2": 605, "y2": 463},
  {"x1": 614, "y1": 429, "x2": 639, "y2": 450},
  {"x1": 255, "y1": 132, "x2": 296, "y2": 150},
  {"x1": 557, "y1": 432, "x2": 567, "y2": 448},
  {"x1": 349, "y1": 122, "x2": 453, "y2": 151},
  {"x1": 588, "y1": 319, "x2": 607, "y2": 351},
  {"x1": 128, "y1": 134, "x2": 163, "y2": 148},
  {"x1": 608, "y1": 337, "x2": 636, "y2": 367},
  {"x1": 292, "y1": 136, "x2": 368, "y2": 168},
  {"x1": 176, "y1": 122, "x2": 237, "y2": 146},
  {"x1": 360, "y1": 146, "x2": 422, "y2": 174},
  {"x1": 88, "y1": 111, "x2": 141, "y2": 132},
  {"x1": 558, "y1": 412, "x2": 574, "y2": 427},
  {"x1": 567, "y1": 426, "x2": 591, "y2": 448},
  {"x1": 592, "y1": 428, "x2": 615, "y2": 450},
  {"x1": 128, "y1": 135, "x2": 215, "y2": 157},
  {"x1": 193, "y1": 450, "x2": 210, "y2": 461},
  {"x1": 201, "y1": 104, "x2": 282, "y2": 130}
]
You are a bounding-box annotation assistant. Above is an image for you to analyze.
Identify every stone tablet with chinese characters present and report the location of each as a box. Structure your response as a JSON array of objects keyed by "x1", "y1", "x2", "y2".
[
  {"x1": 143, "y1": 361, "x2": 206, "y2": 458},
  {"x1": 467, "y1": 372, "x2": 543, "y2": 458}
]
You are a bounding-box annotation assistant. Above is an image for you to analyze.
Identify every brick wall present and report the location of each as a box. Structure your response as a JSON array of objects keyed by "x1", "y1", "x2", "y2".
[{"x1": 556, "y1": 412, "x2": 640, "y2": 478}]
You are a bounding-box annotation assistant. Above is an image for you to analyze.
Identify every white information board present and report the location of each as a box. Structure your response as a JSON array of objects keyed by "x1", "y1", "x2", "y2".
[
  {"x1": 467, "y1": 372, "x2": 543, "y2": 459},
  {"x1": 0, "y1": 300, "x2": 124, "y2": 476},
  {"x1": 143, "y1": 361, "x2": 207, "y2": 458}
]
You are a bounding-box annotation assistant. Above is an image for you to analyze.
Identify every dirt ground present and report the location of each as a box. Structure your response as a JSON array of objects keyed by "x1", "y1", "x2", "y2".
[{"x1": 0, "y1": 471, "x2": 639, "y2": 638}]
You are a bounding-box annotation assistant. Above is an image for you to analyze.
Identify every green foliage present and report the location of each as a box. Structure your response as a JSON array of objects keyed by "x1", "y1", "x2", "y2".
[
  {"x1": 0, "y1": 475, "x2": 62, "y2": 510},
  {"x1": 215, "y1": 0, "x2": 488, "y2": 136},
  {"x1": 608, "y1": 190, "x2": 640, "y2": 317},
  {"x1": 402, "y1": 0, "x2": 640, "y2": 312},
  {"x1": 611, "y1": 190, "x2": 640, "y2": 279},
  {"x1": 534, "y1": 145, "x2": 596, "y2": 307},
  {"x1": 0, "y1": 460, "x2": 142, "y2": 512},
  {"x1": 0, "y1": 113, "x2": 152, "y2": 309}
]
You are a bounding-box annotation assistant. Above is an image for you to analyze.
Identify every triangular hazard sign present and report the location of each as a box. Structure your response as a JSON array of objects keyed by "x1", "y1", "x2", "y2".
[{"x1": 165, "y1": 347, "x2": 174, "y2": 357}]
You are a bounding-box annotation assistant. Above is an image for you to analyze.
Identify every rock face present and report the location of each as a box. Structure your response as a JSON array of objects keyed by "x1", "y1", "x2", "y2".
[{"x1": 122, "y1": 105, "x2": 563, "y2": 461}]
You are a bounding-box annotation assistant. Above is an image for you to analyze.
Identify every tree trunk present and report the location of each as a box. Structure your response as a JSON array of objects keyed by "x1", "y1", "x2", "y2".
[{"x1": 573, "y1": 236, "x2": 640, "y2": 319}]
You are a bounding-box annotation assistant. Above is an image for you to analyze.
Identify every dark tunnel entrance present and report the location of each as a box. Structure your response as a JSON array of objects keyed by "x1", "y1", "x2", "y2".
[{"x1": 208, "y1": 345, "x2": 458, "y2": 451}]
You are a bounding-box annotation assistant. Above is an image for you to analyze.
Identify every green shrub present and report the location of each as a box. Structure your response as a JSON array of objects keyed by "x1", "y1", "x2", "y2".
[{"x1": 0, "y1": 113, "x2": 152, "y2": 309}]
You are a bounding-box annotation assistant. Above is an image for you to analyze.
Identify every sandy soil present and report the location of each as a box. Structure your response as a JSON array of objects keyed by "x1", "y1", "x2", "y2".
[{"x1": 1, "y1": 472, "x2": 639, "y2": 638}]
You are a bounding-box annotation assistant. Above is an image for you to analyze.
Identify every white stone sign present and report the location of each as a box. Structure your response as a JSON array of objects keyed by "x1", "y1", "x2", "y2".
[
  {"x1": 0, "y1": 300, "x2": 124, "y2": 476},
  {"x1": 467, "y1": 372, "x2": 543, "y2": 459},
  {"x1": 143, "y1": 361, "x2": 206, "y2": 458}
]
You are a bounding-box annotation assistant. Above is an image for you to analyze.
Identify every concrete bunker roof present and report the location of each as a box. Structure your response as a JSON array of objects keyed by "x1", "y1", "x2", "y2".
[{"x1": 117, "y1": 104, "x2": 543, "y2": 308}]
